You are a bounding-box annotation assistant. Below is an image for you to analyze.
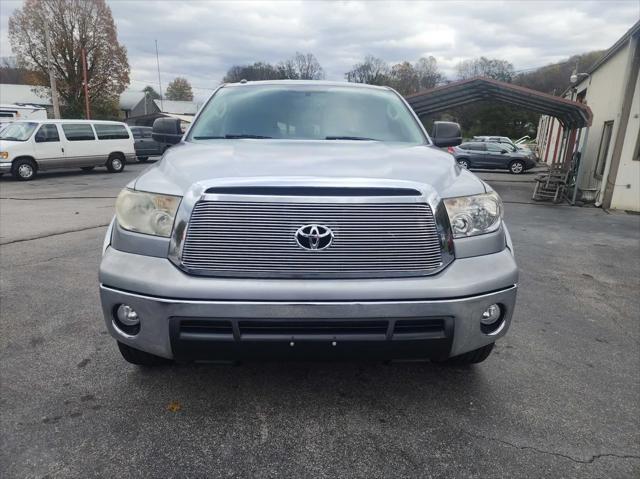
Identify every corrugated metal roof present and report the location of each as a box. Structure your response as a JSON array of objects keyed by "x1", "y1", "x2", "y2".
[
  {"x1": 119, "y1": 90, "x2": 146, "y2": 110},
  {"x1": 0, "y1": 84, "x2": 52, "y2": 106},
  {"x1": 406, "y1": 77, "x2": 592, "y2": 128},
  {"x1": 153, "y1": 99, "x2": 199, "y2": 114}
]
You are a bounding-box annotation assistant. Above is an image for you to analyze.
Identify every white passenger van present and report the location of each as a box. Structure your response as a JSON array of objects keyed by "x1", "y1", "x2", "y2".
[{"x1": 0, "y1": 119, "x2": 135, "y2": 180}]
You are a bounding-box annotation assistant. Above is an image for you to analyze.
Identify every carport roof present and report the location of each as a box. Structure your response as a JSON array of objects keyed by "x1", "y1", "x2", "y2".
[{"x1": 406, "y1": 77, "x2": 592, "y2": 129}]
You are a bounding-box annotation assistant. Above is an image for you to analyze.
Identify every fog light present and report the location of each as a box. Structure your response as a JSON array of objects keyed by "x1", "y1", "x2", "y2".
[
  {"x1": 481, "y1": 304, "x2": 502, "y2": 325},
  {"x1": 116, "y1": 304, "x2": 140, "y2": 326}
]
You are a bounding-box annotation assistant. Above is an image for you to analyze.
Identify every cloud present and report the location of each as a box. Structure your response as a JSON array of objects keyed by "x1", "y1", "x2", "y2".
[{"x1": 1, "y1": 0, "x2": 638, "y2": 101}]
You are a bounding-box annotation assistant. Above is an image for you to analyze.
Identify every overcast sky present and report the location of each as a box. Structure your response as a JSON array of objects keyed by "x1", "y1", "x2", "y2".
[{"x1": 1, "y1": 0, "x2": 638, "y2": 101}]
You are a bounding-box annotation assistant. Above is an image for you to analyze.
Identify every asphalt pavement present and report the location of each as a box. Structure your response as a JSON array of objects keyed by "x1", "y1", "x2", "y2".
[{"x1": 1, "y1": 162, "x2": 639, "y2": 478}]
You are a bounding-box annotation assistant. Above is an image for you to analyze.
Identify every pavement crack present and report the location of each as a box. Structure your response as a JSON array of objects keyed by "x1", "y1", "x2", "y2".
[
  {"x1": 462, "y1": 430, "x2": 640, "y2": 464},
  {"x1": 0, "y1": 224, "x2": 109, "y2": 246}
]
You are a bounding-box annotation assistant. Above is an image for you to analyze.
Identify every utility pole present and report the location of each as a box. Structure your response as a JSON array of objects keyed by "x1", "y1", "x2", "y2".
[
  {"x1": 155, "y1": 40, "x2": 163, "y2": 111},
  {"x1": 43, "y1": 21, "x2": 61, "y2": 118},
  {"x1": 81, "y1": 48, "x2": 91, "y2": 119}
]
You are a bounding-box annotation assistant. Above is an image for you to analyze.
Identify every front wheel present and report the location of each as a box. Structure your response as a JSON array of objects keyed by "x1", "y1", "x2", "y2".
[
  {"x1": 434, "y1": 343, "x2": 494, "y2": 366},
  {"x1": 117, "y1": 342, "x2": 172, "y2": 366},
  {"x1": 509, "y1": 160, "x2": 525, "y2": 174},
  {"x1": 106, "y1": 154, "x2": 125, "y2": 173},
  {"x1": 457, "y1": 159, "x2": 470, "y2": 169},
  {"x1": 12, "y1": 158, "x2": 37, "y2": 181}
]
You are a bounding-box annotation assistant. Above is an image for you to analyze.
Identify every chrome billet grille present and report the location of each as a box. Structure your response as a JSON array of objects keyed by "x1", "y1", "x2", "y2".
[{"x1": 181, "y1": 201, "x2": 443, "y2": 278}]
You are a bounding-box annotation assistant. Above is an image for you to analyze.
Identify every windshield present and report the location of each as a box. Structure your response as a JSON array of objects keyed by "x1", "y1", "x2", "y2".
[
  {"x1": 189, "y1": 85, "x2": 426, "y2": 144},
  {"x1": 0, "y1": 122, "x2": 38, "y2": 141}
]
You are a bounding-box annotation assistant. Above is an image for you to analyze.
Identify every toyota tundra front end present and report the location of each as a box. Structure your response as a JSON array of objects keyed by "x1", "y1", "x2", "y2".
[{"x1": 99, "y1": 81, "x2": 518, "y2": 366}]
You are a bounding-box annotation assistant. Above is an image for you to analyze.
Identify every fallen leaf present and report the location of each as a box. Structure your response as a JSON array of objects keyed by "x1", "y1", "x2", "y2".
[{"x1": 167, "y1": 401, "x2": 182, "y2": 412}]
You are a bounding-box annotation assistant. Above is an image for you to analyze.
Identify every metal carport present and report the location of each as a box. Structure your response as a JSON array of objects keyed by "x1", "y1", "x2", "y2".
[{"x1": 406, "y1": 77, "x2": 593, "y2": 169}]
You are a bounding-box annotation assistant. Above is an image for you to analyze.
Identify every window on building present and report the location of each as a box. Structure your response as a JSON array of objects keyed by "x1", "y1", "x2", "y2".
[
  {"x1": 595, "y1": 121, "x2": 614, "y2": 178},
  {"x1": 93, "y1": 123, "x2": 130, "y2": 140},
  {"x1": 62, "y1": 123, "x2": 96, "y2": 141}
]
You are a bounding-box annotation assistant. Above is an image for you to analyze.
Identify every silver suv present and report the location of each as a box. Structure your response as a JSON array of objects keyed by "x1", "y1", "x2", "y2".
[{"x1": 99, "y1": 81, "x2": 518, "y2": 367}]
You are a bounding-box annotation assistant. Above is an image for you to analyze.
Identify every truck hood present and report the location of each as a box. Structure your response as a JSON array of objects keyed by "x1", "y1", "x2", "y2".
[{"x1": 133, "y1": 140, "x2": 487, "y2": 199}]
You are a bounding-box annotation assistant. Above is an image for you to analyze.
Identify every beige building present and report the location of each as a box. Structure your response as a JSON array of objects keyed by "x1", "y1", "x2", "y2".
[{"x1": 537, "y1": 20, "x2": 639, "y2": 211}]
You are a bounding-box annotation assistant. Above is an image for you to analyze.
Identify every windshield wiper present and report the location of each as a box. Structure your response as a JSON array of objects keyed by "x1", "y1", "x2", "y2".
[
  {"x1": 325, "y1": 136, "x2": 379, "y2": 141},
  {"x1": 224, "y1": 134, "x2": 272, "y2": 139},
  {"x1": 192, "y1": 134, "x2": 273, "y2": 140}
]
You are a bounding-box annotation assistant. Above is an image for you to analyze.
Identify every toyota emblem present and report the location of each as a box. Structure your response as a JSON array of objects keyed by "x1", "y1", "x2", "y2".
[{"x1": 295, "y1": 224, "x2": 334, "y2": 250}]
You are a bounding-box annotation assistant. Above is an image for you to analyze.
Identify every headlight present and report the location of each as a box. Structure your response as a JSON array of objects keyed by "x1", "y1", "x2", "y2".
[
  {"x1": 443, "y1": 191, "x2": 503, "y2": 238},
  {"x1": 115, "y1": 188, "x2": 181, "y2": 237},
  {"x1": 0, "y1": 151, "x2": 8, "y2": 159}
]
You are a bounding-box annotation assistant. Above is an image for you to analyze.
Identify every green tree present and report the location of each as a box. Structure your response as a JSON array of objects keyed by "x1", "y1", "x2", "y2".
[
  {"x1": 142, "y1": 85, "x2": 161, "y2": 100},
  {"x1": 8, "y1": 0, "x2": 130, "y2": 119},
  {"x1": 165, "y1": 77, "x2": 193, "y2": 101}
]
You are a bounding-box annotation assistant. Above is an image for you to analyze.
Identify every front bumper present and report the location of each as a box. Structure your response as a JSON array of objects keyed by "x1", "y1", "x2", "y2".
[
  {"x1": 99, "y1": 246, "x2": 518, "y2": 361},
  {"x1": 0, "y1": 161, "x2": 12, "y2": 171}
]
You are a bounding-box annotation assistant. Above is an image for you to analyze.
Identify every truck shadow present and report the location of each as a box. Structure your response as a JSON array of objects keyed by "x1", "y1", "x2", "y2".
[{"x1": 123, "y1": 359, "x2": 496, "y2": 416}]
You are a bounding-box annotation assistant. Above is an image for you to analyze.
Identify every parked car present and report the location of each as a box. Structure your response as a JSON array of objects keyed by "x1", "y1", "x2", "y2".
[
  {"x1": 100, "y1": 80, "x2": 518, "y2": 367},
  {"x1": 473, "y1": 135, "x2": 515, "y2": 146},
  {"x1": 451, "y1": 141, "x2": 536, "y2": 174},
  {"x1": 0, "y1": 119, "x2": 134, "y2": 180},
  {"x1": 130, "y1": 125, "x2": 167, "y2": 162},
  {"x1": 473, "y1": 135, "x2": 537, "y2": 159}
]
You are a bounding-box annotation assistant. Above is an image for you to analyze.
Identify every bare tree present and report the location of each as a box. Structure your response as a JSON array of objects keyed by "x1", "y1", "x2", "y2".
[
  {"x1": 345, "y1": 55, "x2": 390, "y2": 85},
  {"x1": 223, "y1": 62, "x2": 285, "y2": 83},
  {"x1": 165, "y1": 77, "x2": 194, "y2": 101},
  {"x1": 388, "y1": 61, "x2": 418, "y2": 96},
  {"x1": 281, "y1": 52, "x2": 324, "y2": 80},
  {"x1": 456, "y1": 57, "x2": 514, "y2": 82},
  {"x1": 9, "y1": 0, "x2": 130, "y2": 119},
  {"x1": 414, "y1": 56, "x2": 445, "y2": 90}
]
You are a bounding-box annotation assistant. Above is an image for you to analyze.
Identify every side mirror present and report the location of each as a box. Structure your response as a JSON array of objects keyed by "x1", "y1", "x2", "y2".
[
  {"x1": 35, "y1": 131, "x2": 46, "y2": 143},
  {"x1": 431, "y1": 121, "x2": 462, "y2": 147},
  {"x1": 501, "y1": 149, "x2": 508, "y2": 154},
  {"x1": 152, "y1": 118, "x2": 182, "y2": 145}
]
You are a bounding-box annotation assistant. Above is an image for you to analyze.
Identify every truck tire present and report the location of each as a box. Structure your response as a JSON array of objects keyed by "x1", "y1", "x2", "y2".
[
  {"x1": 12, "y1": 158, "x2": 37, "y2": 181},
  {"x1": 117, "y1": 342, "x2": 172, "y2": 366},
  {"x1": 436, "y1": 343, "x2": 494, "y2": 365},
  {"x1": 106, "y1": 153, "x2": 125, "y2": 173}
]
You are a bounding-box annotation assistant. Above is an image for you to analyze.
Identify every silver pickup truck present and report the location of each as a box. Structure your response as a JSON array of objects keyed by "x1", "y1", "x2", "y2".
[{"x1": 99, "y1": 80, "x2": 518, "y2": 367}]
